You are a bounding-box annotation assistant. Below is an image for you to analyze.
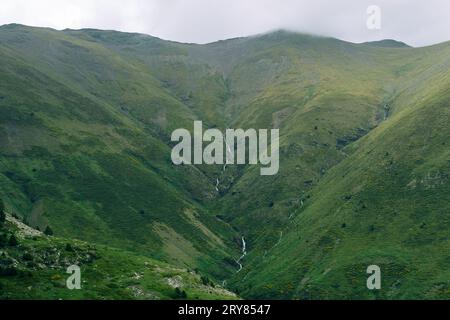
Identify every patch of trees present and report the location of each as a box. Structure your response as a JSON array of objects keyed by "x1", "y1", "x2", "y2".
[
  {"x1": 174, "y1": 287, "x2": 187, "y2": 299},
  {"x1": 201, "y1": 275, "x2": 215, "y2": 288},
  {"x1": 8, "y1": 234, "x2": 18, "y2": 246},
  {"x1": 44, "y1": 226, "x2": 54, "y2": 236}
]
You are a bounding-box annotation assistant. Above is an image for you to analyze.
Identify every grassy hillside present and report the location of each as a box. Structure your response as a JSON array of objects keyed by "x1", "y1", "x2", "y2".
[
  {"x1": 0, "y1": 24, "x2": 238, "y2": 281},
  {"x1": 0, "y1": 25, "x2": 448, "y2": 299},
  {"x1": 219, "y1": 35, "x2": 450, "y2": 299},
  {"x1": 0, "y1": 214, "x2": 237, "y2": 300}
]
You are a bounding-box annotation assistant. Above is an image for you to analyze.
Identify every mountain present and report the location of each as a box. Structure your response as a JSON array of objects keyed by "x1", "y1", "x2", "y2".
[
  {"x1": 0, "y1": 25, "x2": 448, "y2": 299},
  {"x1": 362, "y1": 39, "x2": 411, "y2": 48},
  {"x1": 0, "y1": 24, "x2": 239, "y2": 281},
  {"x1": 0, "y1": 213, "x2": 237, "y2": 300}
]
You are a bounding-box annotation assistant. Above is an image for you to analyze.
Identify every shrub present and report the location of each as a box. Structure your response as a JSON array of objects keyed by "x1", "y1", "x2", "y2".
[
  {"x1": 8, "y1": 235, "x2": 18, "y2": 247},
  {"x1": 201, "y1": 275, "x2": 210, "y2": 286},
  {"x1": 0, "y1": 233, "x2": 7, "y2": 247},
  {"x1": 0, "y1": 266, "x2": 18, "y2": 276},
  {"x1": 174, "y1": 287, "x2": 187, "y2": 299},
  {"x1": 22, "y1": 252, "x2": 34, "y2": 261},
  {"x1": 44, "y1": 226, "x2": 54, "y2": 236}
]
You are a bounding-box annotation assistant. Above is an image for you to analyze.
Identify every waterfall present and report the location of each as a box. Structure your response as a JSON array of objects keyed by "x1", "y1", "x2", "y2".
[
  {"x1": 236, "y1": 236, "x2": 247, "y2": 273},
  {"x1": 215, "y1": 178, "x2": 220, "y2": 192}
]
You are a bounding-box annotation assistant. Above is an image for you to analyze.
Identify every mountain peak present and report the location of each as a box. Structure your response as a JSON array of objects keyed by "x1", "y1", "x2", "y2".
[{"x1": 362, "y1": 39, "x2": 411, "y2": 48}]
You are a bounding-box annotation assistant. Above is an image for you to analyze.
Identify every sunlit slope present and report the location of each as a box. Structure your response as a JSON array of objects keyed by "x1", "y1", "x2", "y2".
[{"x1": 227, "y1": 41, "x2": 450, "y2": 299}]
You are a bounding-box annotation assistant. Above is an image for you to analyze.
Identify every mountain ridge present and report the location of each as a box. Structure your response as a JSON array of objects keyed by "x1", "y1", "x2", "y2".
[
  {"x1": 0, "y1": 24, "x2": 449, "y2": 299},
  {"x1": 4, "y1": 23, "x2": 449, "y2": 48}
]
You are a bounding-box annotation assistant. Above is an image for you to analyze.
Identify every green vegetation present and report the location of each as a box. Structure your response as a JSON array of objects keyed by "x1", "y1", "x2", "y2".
[
  {"x1": 0, "y1": 24, "x2": 449, "y2": 299},
  {"x1": 0, "y1": 216, "x2": 237, "y2": 300},
  {"x1": 43, "y1": 226, "x2": 53, "y2": 236}
]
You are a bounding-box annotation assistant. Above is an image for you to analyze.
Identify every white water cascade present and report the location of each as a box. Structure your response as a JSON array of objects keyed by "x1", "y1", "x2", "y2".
[{"x1": 235, "y1": 237, "x2": 247, "y2": 273}]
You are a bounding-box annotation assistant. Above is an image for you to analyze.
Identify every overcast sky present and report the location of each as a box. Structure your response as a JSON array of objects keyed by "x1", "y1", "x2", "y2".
[{"x1": 0, "y1": 0, "x2": 449, "y2": 47}]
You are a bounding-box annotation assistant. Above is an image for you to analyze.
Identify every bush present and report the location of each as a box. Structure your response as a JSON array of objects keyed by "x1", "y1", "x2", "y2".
[
  {"x1": 8, "y1": 235, "x2": 18, "y2": 247},
  {"x1": 201, "y1": 275, "x2": 211, "y2": 286},
  {"x1": 0, "y1": 233, "x2": 7, "y2": 247},
  {"x1": 0, "y1": 266, "x2": 18, "y2": 276},
  {"x1": 44, "y1": 226, "x2": 54, "y2": 236},
  {"x1": 22, "y1": 252, "x2": 34, "y2": 261},
  {"x1": 174, "y1": 287, "x2": 187, "y2": 299}
]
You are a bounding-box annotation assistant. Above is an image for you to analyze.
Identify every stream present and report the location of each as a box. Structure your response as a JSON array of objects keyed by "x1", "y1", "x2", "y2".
[{"x1": 235, "y1": 236, "x2": 247, "y2": 273}]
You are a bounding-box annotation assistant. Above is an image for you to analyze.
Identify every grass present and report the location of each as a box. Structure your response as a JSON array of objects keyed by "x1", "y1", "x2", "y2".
[
  {"x1": 0, "y1": 24, "x2": 449, "y2": 299},
  {"x1": 0, "y1": 217, "x2": 238, "y2": 300}
]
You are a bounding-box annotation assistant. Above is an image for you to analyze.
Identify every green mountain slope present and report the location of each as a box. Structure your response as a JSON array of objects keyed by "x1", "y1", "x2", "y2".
[
  {"x1": 213, "y1": 33, "x2": 450, "y2": 299},
  {"x1": 0, "y1": 25, "x2": 448, "y2": 299},
  {"x1": 0, "y1": 24, "x2": 238, "y2": 280},
  {"x1": 0, "y1": 214, "x2": 237, "y2": 300},
  {"x1": 228, "y1": 42, "x2": 450, "y2": 299}
]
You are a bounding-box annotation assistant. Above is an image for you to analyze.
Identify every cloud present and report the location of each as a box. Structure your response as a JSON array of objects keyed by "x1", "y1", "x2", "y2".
[{"x1": 0, "y1": 0, "x2": 449, "y2": 46}]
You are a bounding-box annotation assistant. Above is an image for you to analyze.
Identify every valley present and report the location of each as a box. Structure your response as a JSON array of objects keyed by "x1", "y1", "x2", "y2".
[{"x1": 0, "y1": 24, "x2": 449, "y2": 300}]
